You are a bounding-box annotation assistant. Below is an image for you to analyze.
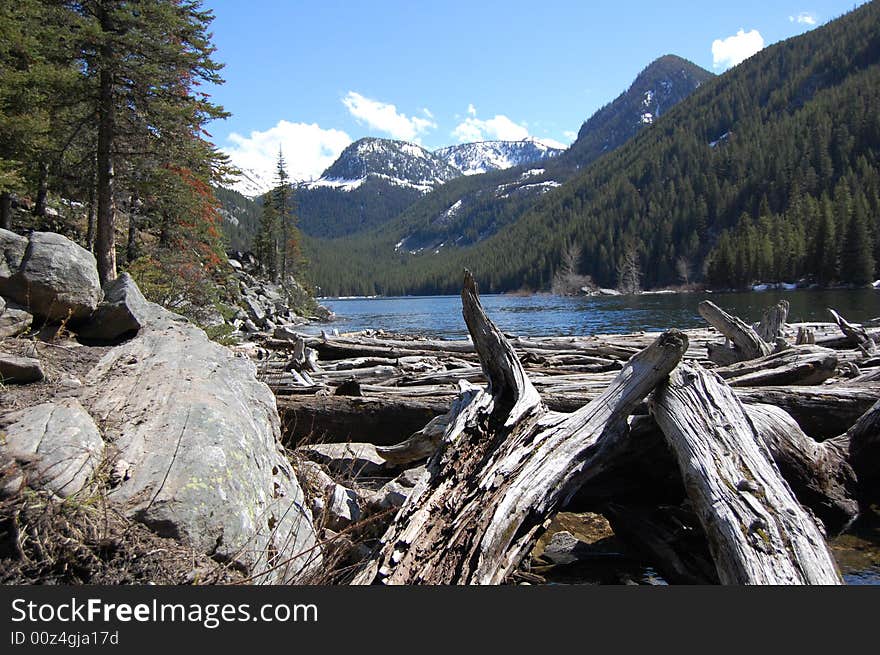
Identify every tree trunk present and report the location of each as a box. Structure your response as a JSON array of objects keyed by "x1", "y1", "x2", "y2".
[
  {"x1": 827, "y1": 399, "x2": 880, "y2": 500},
  {"x1": 755, "y1": 299, "x2": 790, "y2": 344},
  {"x1": 713, "y1": 345, "x2": 838, "y2": 387},
  {"x1": 746, "y1": 403, "x2": 858, "y2": 534},
  {"x1": 95, "y1": 16, "x2": 117, "y2": 287},
  {"x1": 0, "y1": 191, "x2": 11, "y2": 230},
  {"x1": 86, "y1": 177, "x2": 97, "y2": 253},
  {"x1": 353, "y1": 271, "x2": 687, "y2": 585},
  {"x1": 126, "y1": 194, "x2": 138, "y2": 264},
  {"x1": 651, "y1": 363, "x2": 842, "y2": 584},
  {"x1": 33, "y1": 160, "x2": 49, "y2": 218}
]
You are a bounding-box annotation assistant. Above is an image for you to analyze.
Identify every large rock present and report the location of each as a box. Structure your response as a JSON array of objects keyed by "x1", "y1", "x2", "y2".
[
  {"x1": 77, "y1": 273, "x2": 150, "y2": 342},
  {"x1": 0, "y1": 399, "x2": 104, "y2": 497},
  {"x1": 242, "y1": 295, "x2": 266, "y2": 324},
  {"x1": 79, "y1": 303, "x2": 320, "y2": 583},
  {"x1": 0, "y1": 354, "x2": 44, "y2": 383},
  {"x1": 0, "y1": 231, "x2": 102, "y2": 321},
  {"x1": 0, "y1": 306, "x2": 32, "y2": 339},
  {"x1": 0, "y1": 228, "x2": 27, "y2": 282}
]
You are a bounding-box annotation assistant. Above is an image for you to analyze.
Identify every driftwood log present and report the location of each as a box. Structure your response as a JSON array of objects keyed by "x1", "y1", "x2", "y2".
[
  {"x1": 828, "y1": 308, "x2": 876, "y2": 354},
  {"x1": 699, "y1": 300, "x2": 772, "y2": 364},
  {"x1": 352, "y1": 272, "x2": 688, "y2": 584},
  {"x1": 350, "y1": 273, "x2": 853, "y2": 585},
  {"x1": 714, "y1": 345, "x2": 838, "y2": 387},
  {"x1": 755, "y1": 299, "x2": 790, "y2": 344},
  {"x1": 651, "y1": 363, "x2": 842, "y2": 584}
]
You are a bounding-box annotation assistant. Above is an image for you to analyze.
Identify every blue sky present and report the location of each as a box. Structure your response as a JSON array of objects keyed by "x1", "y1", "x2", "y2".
[{"x1": 200, "y1": 0, "x2": 867, "y2": 191}]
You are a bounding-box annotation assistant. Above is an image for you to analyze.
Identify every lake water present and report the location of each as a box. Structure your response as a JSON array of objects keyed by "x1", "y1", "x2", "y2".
[{"x1": 317, "y1": 288, "x2": 880, "y2": 339}]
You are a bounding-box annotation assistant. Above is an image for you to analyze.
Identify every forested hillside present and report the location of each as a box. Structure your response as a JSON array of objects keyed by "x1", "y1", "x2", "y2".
[
  {"x1": 0, "y1": 0, "x2": 239, "y2": 320},
  {"x1": 306, "y1": 2, "x2": 880, "y2": 296}
]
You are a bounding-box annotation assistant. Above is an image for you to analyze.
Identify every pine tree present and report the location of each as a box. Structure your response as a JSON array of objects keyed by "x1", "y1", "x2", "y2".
[
  {"x1": 814, "y1": 196, "x2": 839, "y2": 284},
  {"x1": 840, "y1": 210, "x2": 875, "y2": 285},
  {"x1": 274, "y1": 148, "x2": 292, "y2": 280},
  {"x1": 69, "y1": 0, "x2": 228, "y2": 285},
  {"x1": 256, "y1": 199, "x2": 280, "y2": 279}
]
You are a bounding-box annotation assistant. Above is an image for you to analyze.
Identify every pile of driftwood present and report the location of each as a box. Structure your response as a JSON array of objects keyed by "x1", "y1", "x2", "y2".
[{"x1": 245, "y1": 273, "x2": 880, "y2": 584}]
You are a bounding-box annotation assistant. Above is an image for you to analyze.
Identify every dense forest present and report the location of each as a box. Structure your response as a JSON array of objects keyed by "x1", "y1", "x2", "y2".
[
  {"x1": 303, "y1": 2, "x2": 880, "y2": 296},
  {"x1": 0, "y1": 1, "x2": 317, "y2": 326}
]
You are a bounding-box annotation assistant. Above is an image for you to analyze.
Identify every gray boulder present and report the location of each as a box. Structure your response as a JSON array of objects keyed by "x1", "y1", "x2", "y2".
[
  {"x1": 0, "y1": 306, "x2": 32, "y2": 339},
  {"x1": 79, "y1": 302, "x2": 320, "y2": 583},
  {"x1": 0, "y1": 354, "x2": 44, "y2": 383},
  {"x1": 365, "y1": 466, "x2": 426, "y2": 511},
  {"x1": 325, "y1": 484, "x2": 362, "y2": 530},
  {"x1": 77, "y1": 273, "x2": 150, "y2": 342},
  {"x1": 242, "y1": 295, "x2": 266, "y2": 324},
  {"x1": 299, "y1": 442, "x2": 392, "y2": 479},
  {"x1": 0, "y1": 231, "x2": 102, "y2": 321},
  {"x1": 0, "y1": 228, "x2": 27, "y2": 282},
  {"x1": 295, "y1": 461, "x2": 364, "y2": 530},
  {"x1": 0, "y1": 399, "x2": 104, "y2": 497}
]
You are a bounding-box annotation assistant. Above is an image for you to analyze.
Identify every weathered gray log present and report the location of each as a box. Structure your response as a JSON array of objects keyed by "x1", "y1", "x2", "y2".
[
  {"x1": 733, "y1": 384, "x2": 880, "y2": 439},
  {"x1": 568, "y1": 406, "x2": 857, "y2": 535},
  {"x1": 277, "y1": 395, "x2": 449, "y2": 447},
  {"x1": 375, "y1": 407, "x2": 453, "y2": 466},
  {"x1": 826, "y1": 399, "x2": 880, "y2": 498},
  {"x1": 352, "y1": 271, "x2": 688, "y2": 585},
  {"x1": 714, "y1": 345, "x2": 838, "y2": 387},
  {"x1": 828, "y1": 308, "x2": 876, "y2": 354},
  {"x1": 699, "y1": 300, "x2": 772, "y2": 363},
  {"x1": 651, "y1": 363, "x2": 842, "y2": 584},
  {"x1": 746, "y1": 403, "x2": 858, "y2": 534},
  {"x1": 754, "y1": 300, "x2": 790, "y2": 345}
]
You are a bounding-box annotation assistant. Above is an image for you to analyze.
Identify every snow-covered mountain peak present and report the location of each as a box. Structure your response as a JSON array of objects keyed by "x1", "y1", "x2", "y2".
[{"x1": 435, "y1": 139, "x2": 564, "y2": 176}]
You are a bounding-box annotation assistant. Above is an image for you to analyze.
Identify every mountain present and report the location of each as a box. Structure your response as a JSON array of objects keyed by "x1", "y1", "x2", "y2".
[
  {"x1": 304, "y1": 54, "x2": 713, "y2": 294},
  {"x1": 329, "y1": 55, "x2": 711, "y2": 260},
  {"x1": 266, "y1": 136, "x2": 564, "y2": 240},
  {"x1": 305, "y1": 3, "x2": 880, "y2": 296},
  {"x1": 315, "y1": 138, "x2": 460, "y2": 189},
  {"x1": 565, "y1": 54, "x2": 714, "y2": 166},
  {"x1": 436, "y1": 138, "x2": 563, "y2": 175}
]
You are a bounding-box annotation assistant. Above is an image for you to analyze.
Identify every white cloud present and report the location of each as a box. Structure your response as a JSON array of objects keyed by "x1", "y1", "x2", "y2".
[
  {"x1": 467, "y1": 103, "x2": 477, "y2": 117},
  {"x1": 452, "y1": 111, "x2": 530, "y2": 143},
  {"x1": 711, "y1": 29, "x2": 765, "y2": 70},
  {"x1": 221, "y1": 120, "x2": 352, "y2": 195},
  {"x1": 342, "y1": 91, "x2": 436, "y2": 142},
  {"x1": 563, "y1": 130, "x2": 578, "y2": 141},
  {"x1": 789, "y1": 12, "x2": 817, "y2": 25}
]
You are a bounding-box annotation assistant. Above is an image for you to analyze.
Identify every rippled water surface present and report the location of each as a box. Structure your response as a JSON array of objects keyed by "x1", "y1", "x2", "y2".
[{"x1": 316, "y1": 288, "x2": 880, "y2": 339}]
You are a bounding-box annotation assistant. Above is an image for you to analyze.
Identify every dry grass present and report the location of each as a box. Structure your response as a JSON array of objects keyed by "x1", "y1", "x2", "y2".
[{"x1": 0, "y1": 489, "x2": 245, "y2": 585}]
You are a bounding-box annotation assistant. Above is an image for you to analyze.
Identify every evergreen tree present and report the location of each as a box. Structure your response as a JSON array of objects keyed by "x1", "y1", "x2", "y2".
[
  {"x1": 840, "y1": 210, "x2": 875, "y2": 285},
  {"x1": 69, "y1": 0, "x2": 228, "y2": 285},
  {"x1": 814, "y1": 196, "x2": 839, "y2": 285},
  {"x1": 274, "y1": 147, "x2": 292, "y2": 280},
  {"x1": 255, "y1": 198, "x2": 280, "y2": 279}
]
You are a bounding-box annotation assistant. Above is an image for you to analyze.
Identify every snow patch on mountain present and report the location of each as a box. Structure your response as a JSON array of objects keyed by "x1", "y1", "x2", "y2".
[{"x1": 436, "y1": 138, "x2": 564, "y2": 176}]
